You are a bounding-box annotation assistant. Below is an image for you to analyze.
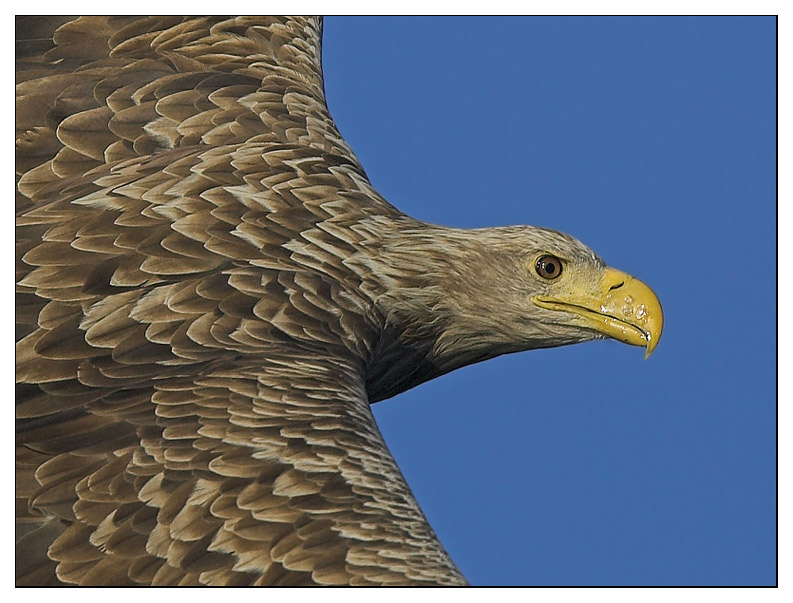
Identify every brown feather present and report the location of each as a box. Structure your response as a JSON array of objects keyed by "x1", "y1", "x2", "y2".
[{"x1": 17, "y1": 15, "x2": 613, "y2": 587}]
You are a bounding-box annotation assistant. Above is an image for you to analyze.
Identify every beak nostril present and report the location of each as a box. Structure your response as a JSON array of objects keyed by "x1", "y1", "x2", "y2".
[{"x1": 608, "y1": 281, "x2": 625, "y2": 292}]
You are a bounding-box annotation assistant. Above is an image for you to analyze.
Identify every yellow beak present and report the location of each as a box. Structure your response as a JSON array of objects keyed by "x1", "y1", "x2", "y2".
[{"x1": 532, "y1": 267, "x2": 663, "y2": 358}]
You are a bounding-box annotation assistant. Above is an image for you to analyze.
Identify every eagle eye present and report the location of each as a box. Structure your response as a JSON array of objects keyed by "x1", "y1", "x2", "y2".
[{"x1": 535, "y1": 255, "x2": 563, "y2": 280}]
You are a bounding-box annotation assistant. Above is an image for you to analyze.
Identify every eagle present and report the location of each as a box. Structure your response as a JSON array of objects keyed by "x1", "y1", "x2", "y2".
[{"x1": 16, "y1": 16, "x2": 663, "y2": 586}]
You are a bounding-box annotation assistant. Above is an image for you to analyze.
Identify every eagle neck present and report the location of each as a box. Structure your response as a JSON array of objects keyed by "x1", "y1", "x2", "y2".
[{"x1": 353, "y1": 217, "x2": 532, "y2": 401}]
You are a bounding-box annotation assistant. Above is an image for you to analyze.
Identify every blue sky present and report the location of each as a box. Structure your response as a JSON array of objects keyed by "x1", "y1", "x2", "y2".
[{"x1": 322, "y1": 17, "x2": 776, "y2": 586}]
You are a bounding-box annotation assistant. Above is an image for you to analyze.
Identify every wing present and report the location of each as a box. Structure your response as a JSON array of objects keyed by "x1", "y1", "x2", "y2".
[
  {"x1": 18, "y1": 352, "x2": 464, "y2": 586},
  {"x1": 16, "y1": 16, "x2": 368, "y2": 203},
  {"x1": 16, "y1": 16, "x2": 464, "y2": 586}
]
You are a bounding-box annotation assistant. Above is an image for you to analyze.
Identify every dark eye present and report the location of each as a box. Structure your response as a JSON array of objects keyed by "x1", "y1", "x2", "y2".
[{"x1": 535, "y1": 255, "x2": 563, "y2": 280}]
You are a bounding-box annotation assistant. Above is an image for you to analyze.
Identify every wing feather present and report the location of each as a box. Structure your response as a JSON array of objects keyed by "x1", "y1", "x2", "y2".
[{"x1": 16, "y1": 16, "x2": 464, "y2": 586}]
